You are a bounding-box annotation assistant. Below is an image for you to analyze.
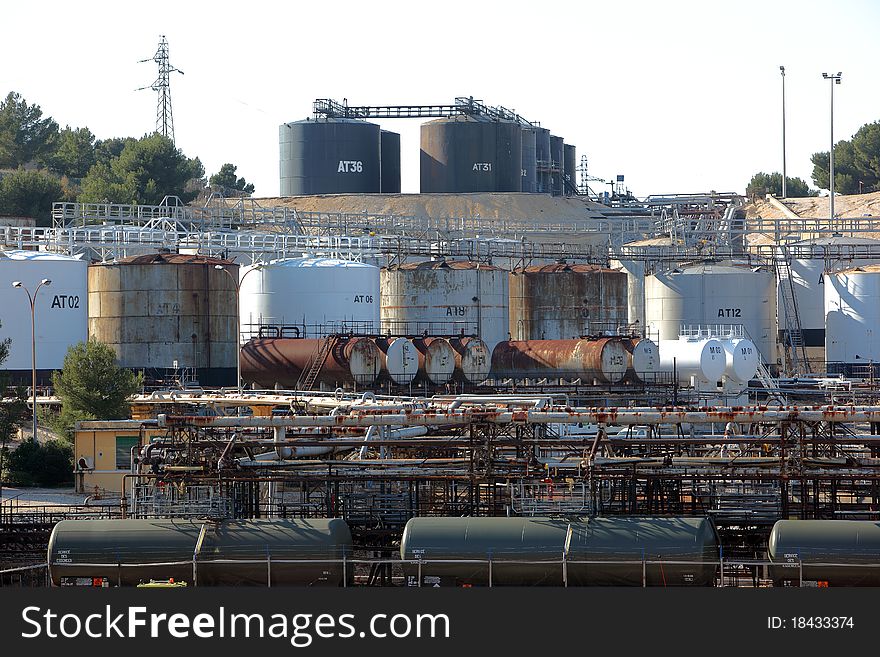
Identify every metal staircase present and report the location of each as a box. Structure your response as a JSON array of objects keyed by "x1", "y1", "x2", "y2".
[
  {"x1": 775, "y1": 244, "x2": 811, "y2": 375},
  {"x1": 295, "y1": 336, "x2": 334, "y2": 391}
]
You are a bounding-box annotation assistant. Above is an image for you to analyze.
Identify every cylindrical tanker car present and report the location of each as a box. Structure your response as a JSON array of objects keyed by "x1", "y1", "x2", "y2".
[
  {"x1": 47, "y1": 519, "x2": 353, "y2": 587},
  {"x1": 400, "y1": 516, "x2": 719, "y2": 586},
  {"x1": 490, "y1": 338, "x2": 631, "y2": 384},
  {"x1": 768, "y1": 519, "x2": 880, "y2": 586},
  {"x1": 240, "y1": 337, "x2": 381, "y2": 388}
]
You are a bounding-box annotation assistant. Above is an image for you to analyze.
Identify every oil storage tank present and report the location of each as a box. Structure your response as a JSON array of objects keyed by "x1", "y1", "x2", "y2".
[
  {"x1": 509, "y1": 263, "x2": 628, "y2": 340},
  {"x1": 778, "y1": 236, "x2": 880, "y2": 355},
  {"x1": 239, "y1": 257, "x2": 380, "y2": 340},
  {"x1": 520, "y1": 126, "x2": 537, "y2": 193},
  {"x1": 380, "y1": 129, "x2": 401, "y2": 193},
  {"x1": 240, "y1": 336, "x2": 382, "y2": 388},
  {"x1": 88, "y1": 254, "x2": 237, "y2": 386},
  {"x1": 645, "y1": 261, "x2": 777, "y2": 366},
  {"x1": 450, "y1": 336, "x2": 491, "y2": 384},
  {"x1": 490, "y1": 338, "x2": 629, "y2": 384},
  {"x1": 563, "y1": 143, "x2": 576, "y2": 194},
  {"x1": 658, "y1": 338, "x2": 727, "y2": 385},
  {"x1": 47, "y1": 518, "x2": 353, "y2": 587},
  {"x1": 0, "y1": 250, "x2": 87, "y2": 384},
  {"x1": 535, "y1": 127, "x2": 551, "y2": 193},
  {"x1": 279, "y1": 117, "x2": 380, "y2": 196},
  {"x1": 380, "y1": 260, "x2": 509, "y2": 351},
  {"x1": 825, "y1": 265, "x2": 880, "y2": 373},
  {"x1": 375, "y1": 336, "x2": 418, "y2": 385},
  {"x1": 400, "y1": 516, "x2": 718, "y2": 586},
  {"x1": 420, "y1": 116, "x2": 522, "y2": 193},
  {"x1": 768, "y1": 520, "x2": 880, "y2": 587},
  {"x1": 549, "y1": 135, "x2": 564, "y2": 195},
  {"x1": 413, "y1": 336, "x2": 456, "y2": 385},
  {"x1": 627, "y1": 337, "x2": 660, "y2": 383}
]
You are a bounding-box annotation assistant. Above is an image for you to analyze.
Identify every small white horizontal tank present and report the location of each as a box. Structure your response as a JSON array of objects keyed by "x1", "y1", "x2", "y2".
[
  {"x1": 721, "y1": 338, "x2": 759, "y2": 383},
  {"x1": 629, "y1": 338, "x2": 659, "y2": 381},
  {"x1": 0, "y1": 250, "x2": 88, "y2": 373},
  {"x1": 239, "y1": 257, "x2": 380, "y2": 339},
  {"x1": 659, "y1": 338, "x2": 726, "y2": 384}
]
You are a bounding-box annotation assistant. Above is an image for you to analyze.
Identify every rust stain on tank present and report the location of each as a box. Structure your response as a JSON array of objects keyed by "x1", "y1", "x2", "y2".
[{"x1": 509, "y1": 265, "x2": 627, "y2": 340}]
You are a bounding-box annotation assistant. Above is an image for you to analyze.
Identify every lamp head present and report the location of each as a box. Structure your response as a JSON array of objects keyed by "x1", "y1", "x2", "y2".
[
  {"x1": 214, "y1": 265, "x2": 224, "y2": 270},
  {"x1": 780, "y1": 65, "x2": 785, "y2": 73},
  {"x1": 41, "y1": 279, "x2": 51, "y2": 286},
  {"x1": 12, "y1": 281, "x2": 21, "y2": 288}
]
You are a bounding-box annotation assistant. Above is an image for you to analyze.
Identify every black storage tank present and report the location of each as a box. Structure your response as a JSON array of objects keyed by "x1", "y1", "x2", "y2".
[
  {"x1": 520, "y1": 127, "x2": 537, "y2": 193},
  {"x1": 279, "y1": 117, "x2": 381, "y2": 195},
  {"x1": 535, "y1": 127, "x2": 551, "y2": 193},
  {"x1": 380, "y1": 129, "x2": 401, "y2": 193},
  {"x1": 563, "y1": 143, "x2": 577, "y2": 195},
  {"x1": 420, "y1": 116, "x2": 521, "y2": 193},
  {"x1": 550, "y1": 135, "x2": 564, "y2": 196}
]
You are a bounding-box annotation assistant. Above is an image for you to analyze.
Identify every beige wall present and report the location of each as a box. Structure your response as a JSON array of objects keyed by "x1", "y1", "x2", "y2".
[{"x1": 74, "y1": 427, "x2": 164, "y2": 495}]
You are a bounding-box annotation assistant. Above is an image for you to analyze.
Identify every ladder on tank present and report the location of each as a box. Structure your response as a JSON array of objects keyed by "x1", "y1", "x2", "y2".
[
  {"x1": 775, "y1": 244, "x2": 811, "y2": 376},
  {"x1": 296, "y1": 336, "x2": 334, "y2": 391}
]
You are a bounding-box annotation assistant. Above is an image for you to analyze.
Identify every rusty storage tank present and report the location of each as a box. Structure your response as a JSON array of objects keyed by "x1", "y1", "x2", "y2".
[
  {"x1": 400, "y1": 516, "x2": 718, "y2": 586},
  {"x1": 375, "y1": 336, "x2": 419, "y2": 385},
  {"x1": 380, "y1": 259, "x2": 509, "y2": 351},
  {"x1": 450, "y1": 336, "x2": 491, "y2": 383},
  {"x1": 240, "y1": 336, "x2": 382, "y2": 388},
  {"x1": 549, "y1": 135, "x2": 564, "y2": 196},
  {"x1": 509, "y1": 263, "x2": 628, "y2": 341},
  {"x1": 380, "y1": 129, "x2": 401, "y2": 193},
  {"x1": 420, "y1": 116, "x2": 522, "y2": 193},
  {"x1": 279, "y1": 117, "x2": 380, "y2": 195},
  {"x1": 535, "y1": 127, "x2": 551, "y2": 193},
  {"x1": 563, "y1": 143, "x2": 576, "y2": 195},
  {"x1": 47, "y1": 518, "x2": 353, "y2": 587},
  {"x1": 626, "y1": 337, "x2": 660, "y2": 383},
  {"x1": 413, "y1": 337, "x2": 456, "y2": 385},
  {"x1": 490, "y1": 338, "x2": 629, "y2": 384},
  {"x1": 521, "y1": 126, "x2": 537, "y2": 193},
  {"x1": 88, "y1": 253, "x2": 237, "y2": 386},
  {"x1": 239, "y1": 257, "x2": 380, "y2": 341}
]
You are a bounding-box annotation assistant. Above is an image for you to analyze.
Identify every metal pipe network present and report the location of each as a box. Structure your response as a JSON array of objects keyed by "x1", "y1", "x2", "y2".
[{"x1": 157, "y1": 405, "x2": 880, "y2": 428}]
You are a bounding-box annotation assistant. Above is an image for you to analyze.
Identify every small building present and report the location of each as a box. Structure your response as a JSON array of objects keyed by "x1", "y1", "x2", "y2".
[{"x1": 73, "y1": 420, "x2": 163, "y2": 495}]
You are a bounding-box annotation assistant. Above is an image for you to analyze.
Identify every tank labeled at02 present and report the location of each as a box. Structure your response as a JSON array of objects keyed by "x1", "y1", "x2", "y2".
[{"x1": 51, "y1": 294, "x2": 80, "y2": 309}]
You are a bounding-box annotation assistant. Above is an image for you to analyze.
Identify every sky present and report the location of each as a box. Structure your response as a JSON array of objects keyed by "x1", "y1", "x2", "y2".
[{"x1": 5, "y1": 0, "x2": 879, "y2": 200}]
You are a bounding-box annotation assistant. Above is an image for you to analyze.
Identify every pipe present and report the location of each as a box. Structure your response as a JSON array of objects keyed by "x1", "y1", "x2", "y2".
[{"x1": 159, "y1": 405, "x2": 880, "y2": 429}]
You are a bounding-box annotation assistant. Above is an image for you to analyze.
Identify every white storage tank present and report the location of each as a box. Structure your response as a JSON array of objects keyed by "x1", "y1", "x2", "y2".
[
  {"x1": 779, "y1": 236, "x2": 880, "y2": 350},
  {"x1": 0, "y1": 250, "x2": 88, "y2": 382},
  {"x1": 825, "y1": 265, "x2": 880, "y2": 367},
  {"x1": 658, "y1": 338, "x2": 726, "y2": 385},
  {"x1": 721, "y1": 338, "x2": 759, "y2": 384},
  {"x1": 645, "y1": 261, "x2": 776, "y2": 365},
  {"x1": 376, "y1": 337, "x2": 419, "y2": 385},
  {"x1": 627, "y1": 338, "x2": 659, "y2": 383},
  {"x1": 239, "y1": 257, "x2": 380, "y2": 340},
  {"x1": 380, "y1": 260, "x2": 509, "y2": 351}
]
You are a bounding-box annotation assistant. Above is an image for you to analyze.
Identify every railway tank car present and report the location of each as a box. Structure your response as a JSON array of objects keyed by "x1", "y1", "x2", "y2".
[
  {"x1": 47, "y1": 518, "x2": 353, "y2": 587},
  {"x1": 400, "y1": 516, "x2": 719, "y2": 586},
  {"x1": 768, "y1": 519, "x2": 880, "y2": 587}
]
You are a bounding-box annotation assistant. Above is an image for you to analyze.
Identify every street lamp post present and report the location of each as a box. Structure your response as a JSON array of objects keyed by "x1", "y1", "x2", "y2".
[
  {"x1": 12, "y1": 279, "x2": 51, "y2": 442},
  {"x1": 215, "y1": 264, "x2": 261, "y2": 392},
  {"x1": 822, "y1": 71, "x2": 842, "y2": 220},
  {"x1": 780, "y1": 65, "x2": 787, "y2": 199}
]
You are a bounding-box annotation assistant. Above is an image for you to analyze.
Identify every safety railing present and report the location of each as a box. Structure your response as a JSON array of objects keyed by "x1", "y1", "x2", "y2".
[{"x1": 11, "y1": 555, "x2": 879, "y2": 588}]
